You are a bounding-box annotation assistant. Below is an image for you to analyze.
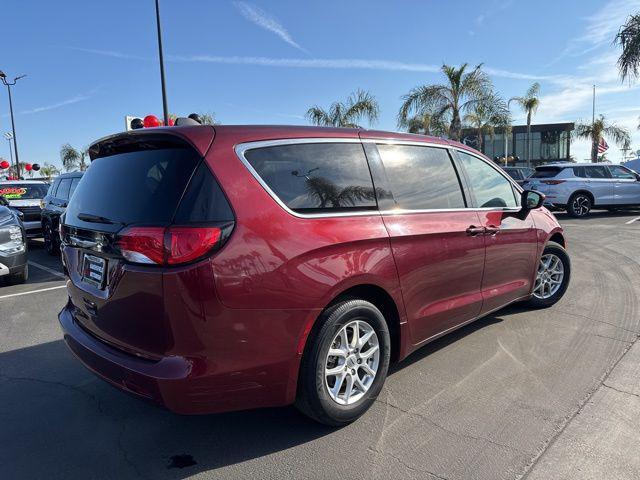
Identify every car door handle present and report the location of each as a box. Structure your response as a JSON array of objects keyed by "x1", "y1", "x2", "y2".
[
  {"x1": 485, "y1": 225, "x2": 500, "y2": 235},
  {"x1": 466, "y1": 225, "x2": 485, "y2": 236}
]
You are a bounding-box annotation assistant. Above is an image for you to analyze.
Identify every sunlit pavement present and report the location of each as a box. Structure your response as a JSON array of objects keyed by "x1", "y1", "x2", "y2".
[{"x1": 1, "y1": 213, "x2": 640, "y2": 480}]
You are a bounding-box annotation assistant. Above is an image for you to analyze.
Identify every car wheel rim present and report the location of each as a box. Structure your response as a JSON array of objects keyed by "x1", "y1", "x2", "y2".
[
  {"x1": 572, "y1": 196, "x2": 590, "y2": 216},
  {"x1": 533, "y1": 253, "x2": 565, "y2": 299},
  {"x1": 324, "y1": 319, "x2": 380, "y2": 406}
]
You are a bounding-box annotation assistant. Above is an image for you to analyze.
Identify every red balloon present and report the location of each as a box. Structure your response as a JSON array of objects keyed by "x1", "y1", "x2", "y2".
[
  {"x1": 0, "y1": 160, "x2": 9, "y2": 169},
  {"x1": 25, "y1": 163, "x2": 32, "y2": 171},
  {"x1": 143, "y1": 115, "x2": 162, "y2": 128},
  {"x1": 168, "y1": 118, "x2": 175, "y2": 126}
]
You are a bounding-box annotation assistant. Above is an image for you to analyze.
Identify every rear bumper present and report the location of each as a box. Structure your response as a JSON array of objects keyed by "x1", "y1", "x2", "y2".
[
  {"x1": 58, "y1": 300, "x2": 300, "y2": 414},
  {"x1": 23, "y1": 220, "x2": 42, "y2": 237}
]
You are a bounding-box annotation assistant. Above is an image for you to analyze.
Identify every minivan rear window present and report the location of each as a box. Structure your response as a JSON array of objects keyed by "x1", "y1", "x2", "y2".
[
  {"x1": 244, "y1": 143, "x2": 377, "y2": 213},
  {"x1": 532, "y1": 167, "x2": 562, "y2": 178},
  {"x1": 66, "y1": 146, "x2": 201, "y2": 228}
]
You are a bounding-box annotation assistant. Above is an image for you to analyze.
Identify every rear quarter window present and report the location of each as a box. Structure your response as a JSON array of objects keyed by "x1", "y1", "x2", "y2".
[{"x1": 243, "y1": 142, "x2": 377, "y2": 213}]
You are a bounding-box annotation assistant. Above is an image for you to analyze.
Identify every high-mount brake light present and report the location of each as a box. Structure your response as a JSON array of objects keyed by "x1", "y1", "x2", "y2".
[{"x1": 115, "y1": 226, "x2": 225, "y2": 266}]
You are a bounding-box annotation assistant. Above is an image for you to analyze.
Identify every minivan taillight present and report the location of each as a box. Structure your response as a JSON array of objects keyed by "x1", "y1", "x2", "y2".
[{"x1": 115, "y1": 225, "x2": 228, "y2": 266}]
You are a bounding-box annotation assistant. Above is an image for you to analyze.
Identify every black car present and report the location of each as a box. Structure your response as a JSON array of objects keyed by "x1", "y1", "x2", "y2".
[
  {"x1": 0, "y1": 196, "x2": 28, "y2": 284},
  {"x1": 41, "y1": 172, "x2": 83, "y2": 255},
  {"x1": 503, "y1": 166, "x2": 534, "y2": 186}
]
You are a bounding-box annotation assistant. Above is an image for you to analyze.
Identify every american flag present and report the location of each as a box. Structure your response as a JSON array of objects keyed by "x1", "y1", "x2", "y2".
[{"x1": 597, "y1": 138, "x2": 609, "y2": 154}]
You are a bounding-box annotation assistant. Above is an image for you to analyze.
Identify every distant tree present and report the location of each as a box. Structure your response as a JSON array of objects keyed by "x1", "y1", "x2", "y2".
[
  {"x1": 39, "y1": 163, "x2": 61, "y2": 180},
  {"x1": 306, "y1": 90, "x2": 379, "y2": 128},
  {"x1": 615, "y1": 13, "x2": 640, "y2": 82},
  {"x1": 574, "y1": 115, "x2": 631, "y2": 163},
  {"x1": 197, "y1": 112, "x2": 217, "y2": 125},
  {"x1": 511, "y1": 83, "x2": 541, "y2": 167},
  {"x1": 398, "y1": 63, "x2": 493, "y2": 141},
  {"x1": 463, "y1": 94, "x2": 510, "y2": 151},
  {"x1": 399, "y1": 112, "x2": 448, "y2": 137},
  {"x1": 60, "y1": 144, "x2": 87, "y2": 172}
]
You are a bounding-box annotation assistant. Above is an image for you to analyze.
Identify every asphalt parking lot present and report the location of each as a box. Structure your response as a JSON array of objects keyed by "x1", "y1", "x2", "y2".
[{"x1": 2, "y1": 211, "x2": 640, "y2": 480}]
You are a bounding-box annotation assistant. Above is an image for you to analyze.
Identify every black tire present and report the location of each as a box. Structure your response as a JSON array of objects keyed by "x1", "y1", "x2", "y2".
[
  {"x1": 567, "y1": 192, "x2": 592, "y2": 218},
  {"x1": 525, "y1": 243, "x2": 570, "y2": 308},
  {"x1": 9, "y1": 264, "x2": 28, "y2": 285},
  {"x1": 43, "y1": 222, "x2": 59, "y2": 255},
  {"x1": 295, "y1": 299, "x2": 391, "y2": 426}
]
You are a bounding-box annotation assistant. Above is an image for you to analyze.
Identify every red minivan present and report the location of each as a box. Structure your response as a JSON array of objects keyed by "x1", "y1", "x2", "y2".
[{"x1": 58, "y1": 124, "x2": 570, "y2": 425}]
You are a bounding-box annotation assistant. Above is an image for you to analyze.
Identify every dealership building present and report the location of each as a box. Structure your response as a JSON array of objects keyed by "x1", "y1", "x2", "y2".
[{"x1": 461, "y1": 122, "x2": 574, "y2": 166}]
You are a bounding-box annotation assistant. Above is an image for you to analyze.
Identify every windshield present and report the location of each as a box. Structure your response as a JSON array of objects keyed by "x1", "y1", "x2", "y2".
[{"x1": 0, "y1": 183, "x2": 49, "y2": 200}]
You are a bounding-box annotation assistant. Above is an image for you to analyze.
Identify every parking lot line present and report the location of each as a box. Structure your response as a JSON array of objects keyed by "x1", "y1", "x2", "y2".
[
  {"x1": 625, "y1": 216, "x2": 640, "y2": 225},
  {"x1": 28, "y1": 261, "x2": 66, "y2": 279},
  {"x1": 0, "y1": 284, "x2": 67, "y2": 301}
]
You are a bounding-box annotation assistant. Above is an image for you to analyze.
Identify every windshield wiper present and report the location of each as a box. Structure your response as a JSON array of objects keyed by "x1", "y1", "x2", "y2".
[{"x1": 77, "y1": 212, "x2": 118, "y2": 225}]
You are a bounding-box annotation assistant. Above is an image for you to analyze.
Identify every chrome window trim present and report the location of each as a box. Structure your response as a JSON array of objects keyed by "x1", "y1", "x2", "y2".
[{"x1": 234, "y1": 138, "x2": 524, "y2": 219}]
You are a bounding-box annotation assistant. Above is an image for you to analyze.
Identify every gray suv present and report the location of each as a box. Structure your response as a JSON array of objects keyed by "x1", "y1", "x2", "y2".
[{"x1": 523, "y1": 163, "x2": 640, "y2": 217}]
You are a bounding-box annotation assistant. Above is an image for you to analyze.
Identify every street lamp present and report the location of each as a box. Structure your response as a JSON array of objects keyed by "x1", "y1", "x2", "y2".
[
  {"x1": 154, "y1": 0, "x2": 169, "y2": 125},
  {"x1": 0, "y1": 71, "x2": 26, "y2": 178},
  {"x1": 503, "y1": 98, "x2": 516, "y2": 166},
  {"x1": 3, "y1": 132, "x2": 14, "y2": 174}
]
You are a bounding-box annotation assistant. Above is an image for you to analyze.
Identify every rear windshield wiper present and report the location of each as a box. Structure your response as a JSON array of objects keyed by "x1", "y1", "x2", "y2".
[{"x1": 77, "y1": 212, "x2": 119, "y2": 225}]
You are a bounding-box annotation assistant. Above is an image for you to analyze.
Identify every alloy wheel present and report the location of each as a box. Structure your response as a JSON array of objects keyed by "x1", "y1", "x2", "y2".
[
  {"x1": 324, "y1": 320, "x2": 380, "y2": 405},
  {"x1": 571, "y1": 195, "x2": 590, "y2": 216},
  {"x1": 533, "y1": 253, "x2": 565, "y2": 299}
]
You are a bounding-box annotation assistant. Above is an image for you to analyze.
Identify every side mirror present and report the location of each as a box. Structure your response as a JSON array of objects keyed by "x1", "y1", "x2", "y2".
[
  {"x1": 0, "y1": 196, "x2": 7, "y2": 207},
  {"x1": 517, "y1": 190, "x2": 545, "y2": 219},
  {"x1": 523, "y1": 190, "x2": 545, "y2": 210}
]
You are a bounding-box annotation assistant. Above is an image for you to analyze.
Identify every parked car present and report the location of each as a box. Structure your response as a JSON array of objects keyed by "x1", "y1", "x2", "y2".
[
  {"x1": 0, "y1": 196, "x2": 28, "y2": 284},
  {"x1": 503, "y1": 166, "x2": 534, "y2": 186},
  {"x1": 58, "y1": 125, "x2": 570, "y2": 426},
  {"x1": 523, "y1": 163, "x2": 640, "y2": 217},
  {"x1": 41, "y1": 172, "x2": 83, "y2": 255},
  {"x1": 0, "y1": 180, "x2": 49, "y2": 237}
]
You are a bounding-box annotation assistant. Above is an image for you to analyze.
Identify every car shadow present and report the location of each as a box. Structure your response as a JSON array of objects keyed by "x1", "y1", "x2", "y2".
[
  {"x1": 553, "y1": 208, "x2": 640, "y2": 220},
  {"x1": 0, "y1": 307, "x2": 516, "y2": 479}
]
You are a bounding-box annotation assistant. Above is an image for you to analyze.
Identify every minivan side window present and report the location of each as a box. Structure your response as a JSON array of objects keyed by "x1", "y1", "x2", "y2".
[
  {"x1": 457, "y1": 151, "x2": 518, "y2": 208},
  {"x1": 244, "y1": 143, "x2": 377, "y2": 213},
  {"x1": 609, "y1": 165, "x2": 637, "y2": 180},
  {"x1": 49, "y1": 179, "x2": 61, "y2": 197},
  {"x1": 375, "y1": 144, "x2": 465, "y2": 210}
]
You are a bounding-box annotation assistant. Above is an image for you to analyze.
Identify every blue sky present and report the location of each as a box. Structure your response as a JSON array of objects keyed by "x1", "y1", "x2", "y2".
[{"x1": 1, "y1": 0, "x2": 639, "y2": 171}]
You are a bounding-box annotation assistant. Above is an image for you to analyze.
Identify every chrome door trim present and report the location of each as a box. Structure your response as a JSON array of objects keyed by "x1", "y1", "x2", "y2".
[{"x1": 235, "y1": 137, "x2": 525, "y2": 220}]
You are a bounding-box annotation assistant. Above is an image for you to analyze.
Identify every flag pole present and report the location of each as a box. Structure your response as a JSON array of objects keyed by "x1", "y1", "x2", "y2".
[{"x1": 592, "y1": 85, "x2": 595, "y2": 125}]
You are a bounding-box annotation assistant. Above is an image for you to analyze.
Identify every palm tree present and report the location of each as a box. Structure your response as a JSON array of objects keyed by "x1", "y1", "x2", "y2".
[
  {"x1": 463, "y1": 95, "x2": 510, "y2": 151},
  {"x1": 398, "y1": 63, "x2": 492, "y2": 141},
  {"x1": 306, "y1": 90, "x2": 379, "y2": 128},
  {"x1": 39, "y1": 163, "x2": 60, "y2": 180},
  {"x1": 399, "y1": 112, "x2": 448, "y2": 137},
  {"x1": 60, "y1": 144, "x2": 88, "y2": 172},
  {"x1": 615, "y1": 13, "x2": 640, "y2": 82},
  {"x1": 574, "y1": 115, "x2": 631, "y2": 163},
  {"x1": 511, "y1": 83, "x2": 541, "y2": 167}
]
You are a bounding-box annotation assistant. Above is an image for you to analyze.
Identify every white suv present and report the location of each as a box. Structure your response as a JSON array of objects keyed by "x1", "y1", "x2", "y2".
[
  {"x1": 0, "y1": 180, "x2": 49, "y2": 236},
  {"x1": 523, "y1": 163, "x2": 640, "y2": 217}
]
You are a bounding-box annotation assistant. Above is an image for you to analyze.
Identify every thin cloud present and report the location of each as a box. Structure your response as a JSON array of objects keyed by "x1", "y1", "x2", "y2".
[
  {"x1": 68, "y1": 46, "x2": 148, "y2": 61},
  {"x1": 20, "y1": 92, "x2": 94, "y2": 115},
  {"x1": 233, "y1": 1, "x2": 308, "y2": 53}
]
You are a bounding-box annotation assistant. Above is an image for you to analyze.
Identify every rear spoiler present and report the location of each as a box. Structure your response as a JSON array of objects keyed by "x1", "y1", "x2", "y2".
[{"x1": 88, "y1": 126, "x2": 215, "y2": 161}]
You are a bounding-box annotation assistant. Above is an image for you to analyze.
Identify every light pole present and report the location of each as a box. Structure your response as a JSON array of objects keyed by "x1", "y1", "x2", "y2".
[
  {"x1": 504, "y1": 98, "x2": 516, "y2": 166},
  {"x1": 0, "y1": 72, "x2": 26, "y2": 178},
  {"x1": 154, "y1": 0, "x2": 169, "y2": 125},
  {"x1": 3, "y1": 132, "x2": 14, "y2": 174}
]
